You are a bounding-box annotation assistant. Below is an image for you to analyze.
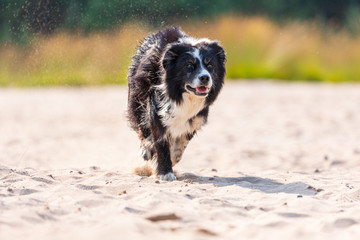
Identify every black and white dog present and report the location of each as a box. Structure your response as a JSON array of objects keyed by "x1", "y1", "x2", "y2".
[{"x1": 127, "y1": 27, "x2": 226, "y2": 181}]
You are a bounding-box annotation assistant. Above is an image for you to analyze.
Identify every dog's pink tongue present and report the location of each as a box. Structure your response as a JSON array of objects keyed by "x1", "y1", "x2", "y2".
[{"x1": 196, "y1": 86, "x2": 207, "y2": 93}]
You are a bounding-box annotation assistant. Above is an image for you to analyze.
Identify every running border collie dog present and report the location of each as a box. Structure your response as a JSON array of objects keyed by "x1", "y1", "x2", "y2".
[{"x1": 127, "y1": 27, "x2": 226, "y2": 181}]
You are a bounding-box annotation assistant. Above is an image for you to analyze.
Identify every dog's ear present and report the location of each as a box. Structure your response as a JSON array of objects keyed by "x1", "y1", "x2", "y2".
[
  {"x1": 162, "y1": 44, "x2": 186, "y2": 70},
  {"x1": 209, "y1": 42, "x2": 226, "y2": 66},
  {"x1": 162, "y1": 48, "x2": 177, "y2": 70}
]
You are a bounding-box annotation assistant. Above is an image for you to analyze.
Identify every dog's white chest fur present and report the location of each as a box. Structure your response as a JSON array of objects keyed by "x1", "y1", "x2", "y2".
[{"x1": 162, "y1": 93, "x2": 205, "y2": 138}]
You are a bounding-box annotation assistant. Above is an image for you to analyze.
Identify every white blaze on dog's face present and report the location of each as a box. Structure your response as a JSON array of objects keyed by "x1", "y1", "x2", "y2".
[{"x1": 183, "y1": 48, "x2": 214, "y2": 97}]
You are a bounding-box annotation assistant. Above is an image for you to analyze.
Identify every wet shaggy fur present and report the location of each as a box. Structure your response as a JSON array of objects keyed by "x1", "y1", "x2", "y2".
[{"x1": 127, "y1": 27, "x2": 226, "y2": 181}]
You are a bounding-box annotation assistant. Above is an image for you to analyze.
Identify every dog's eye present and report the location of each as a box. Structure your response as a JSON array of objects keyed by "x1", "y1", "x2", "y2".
[
  {"x1": 187, "y1": 63, "x2": 195, "y2": 71},
  {"x1": 204, "y1": 57, "x2": 211, "y2": 65},
  {"x1": 207, "y1": 63, "x2": 214, "y2": 72}
]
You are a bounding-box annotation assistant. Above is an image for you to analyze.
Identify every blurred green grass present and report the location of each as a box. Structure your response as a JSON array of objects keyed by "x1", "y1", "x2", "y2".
[{"x1": 1, "y1": 17, "x2": 360, "y2": 87}]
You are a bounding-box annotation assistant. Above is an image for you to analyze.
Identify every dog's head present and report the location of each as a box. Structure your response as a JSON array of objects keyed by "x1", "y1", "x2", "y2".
[{"x1": 162, "y1": 40, "x2": 226, "y2": 103}]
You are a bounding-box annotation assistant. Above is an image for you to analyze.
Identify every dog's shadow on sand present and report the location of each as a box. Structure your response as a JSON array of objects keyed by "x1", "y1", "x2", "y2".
[{"x1": 176, "y1": 172, "x2": 320, "y2": 196}]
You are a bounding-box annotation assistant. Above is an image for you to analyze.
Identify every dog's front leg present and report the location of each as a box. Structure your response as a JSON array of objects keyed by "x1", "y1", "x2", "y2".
[
  {"x1": 150, "y1": 98, "x2": 176, "y2": 181},
  {"x1": 154, "y1": 138, "x2": 176, "y2": 181},
  {"x1": 170, "y1": 134, "x2": 193, "y2": 166}
]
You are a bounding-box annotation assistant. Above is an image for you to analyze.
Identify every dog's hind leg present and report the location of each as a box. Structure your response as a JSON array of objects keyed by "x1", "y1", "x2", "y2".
[
  {"x1": 139, "y1": 137, "x2": 154, "y2": 161},
  {"x1": 135, "y1": 99, "x2": 153, "y2": 161}
]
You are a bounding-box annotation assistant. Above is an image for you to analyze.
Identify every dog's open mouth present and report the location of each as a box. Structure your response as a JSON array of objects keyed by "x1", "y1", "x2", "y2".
[{"x1": 186, "y1": 85, "x2": 210, "y2": 96}]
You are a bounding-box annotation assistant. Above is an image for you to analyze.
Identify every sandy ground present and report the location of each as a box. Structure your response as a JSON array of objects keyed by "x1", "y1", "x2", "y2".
[{"x1": 1, "y1": 81, "x2": 360, "y2": 240}]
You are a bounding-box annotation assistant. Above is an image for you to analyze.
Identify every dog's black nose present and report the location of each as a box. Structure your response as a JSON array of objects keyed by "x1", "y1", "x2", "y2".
[{"x1": 199, "y1": 75, "x2": 210, "y2": 84}]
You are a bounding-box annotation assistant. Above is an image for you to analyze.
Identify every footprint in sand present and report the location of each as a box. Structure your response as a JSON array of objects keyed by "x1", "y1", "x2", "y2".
[
  {"x1": 31, "y1": 177, "x2": 55, "y2": 185},
  {"x1": 75, "y1": 184, "x2": 101, "y2": 191},
  {"x1": 278, "y1": 212, "x2": 309, "y2": 218},
  {"x1": 5, "y1": 188, "x2": 38, "y2": 196},
  {"x1": 333, "y1": 218, "x2": 358, "y2": 228},
  {"x1": 341, "y1": 189, "x2": 360, "y2": 202}
]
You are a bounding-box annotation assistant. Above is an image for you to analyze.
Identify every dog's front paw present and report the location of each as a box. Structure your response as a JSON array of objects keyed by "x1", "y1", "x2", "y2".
[{"x1": 159, "y1": 172, "x2": 176, "y2": 181}]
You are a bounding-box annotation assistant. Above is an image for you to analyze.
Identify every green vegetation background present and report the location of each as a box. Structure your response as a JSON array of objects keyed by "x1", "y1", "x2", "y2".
[{"x1": 1, "y1": 0, "x2": 360, "y2": 86}]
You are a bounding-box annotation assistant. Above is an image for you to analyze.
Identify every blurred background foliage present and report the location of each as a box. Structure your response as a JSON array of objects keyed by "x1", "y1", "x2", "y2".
[{"x1": 1, "y1": 0, "x2": 360, "y2": 86}]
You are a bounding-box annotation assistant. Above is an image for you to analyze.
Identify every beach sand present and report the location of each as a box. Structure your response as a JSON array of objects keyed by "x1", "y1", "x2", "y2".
[{"x1": 1, "y1": 81, "x2": 360, "y2": 239}]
